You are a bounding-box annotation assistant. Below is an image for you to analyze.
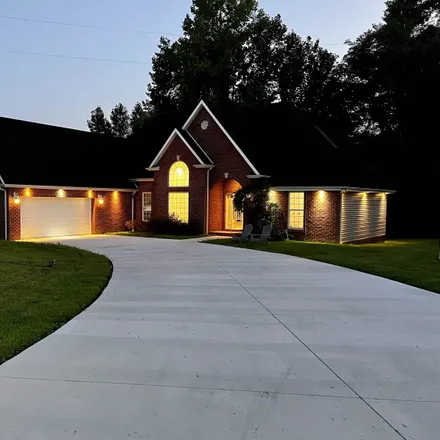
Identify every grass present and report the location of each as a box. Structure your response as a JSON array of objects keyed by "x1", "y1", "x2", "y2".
[
  {"x1": 0, "y1": 241, "x2": 112, "y2": 364},
  {"x1": 206, "y1": 238, "x2": 440, "y2": 294},
  {"x1": 109, "y1": 231, "x2": 203, "y2": 240}
]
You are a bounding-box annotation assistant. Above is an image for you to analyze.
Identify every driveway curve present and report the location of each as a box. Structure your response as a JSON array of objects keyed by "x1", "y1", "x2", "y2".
[{"x1": 1, "y1": 236, "x2": 439, "y2": 439}]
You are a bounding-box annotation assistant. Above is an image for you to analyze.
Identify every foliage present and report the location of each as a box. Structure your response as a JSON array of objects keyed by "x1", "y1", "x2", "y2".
[
  {"x1": 233, "y1": 179, "x2": 284, "y2": 239},
  {"x1": 110, "y1": 103, "x2": 130, "y2": 138},
  {"x1": 147, "y1": 216, "x2": 202, "y2": 236},
  {"x1": 130, "y1": 102, "x2": 148, "y2": 134},
  {"x1": 87, "y1": 106, "x2": 113, "y2": 136},
  {"x1": 125, "y1": 220, "x2": 136, "y2": 231},
  {"x1": 0, "y1": 241, "x2": 111, "y2": 364},
  {"x1": 206, "y1": 239, "x2": 440, "y2": 294},
  {"x1": 344, "y1": 0, "x2": 440, "y2": 138},
  {"x1": 143, "y1": 0, "x2": 352, "y2": 130},
  {"x1": 259, "y1": 202, "x2": 285, "y2": 241}
]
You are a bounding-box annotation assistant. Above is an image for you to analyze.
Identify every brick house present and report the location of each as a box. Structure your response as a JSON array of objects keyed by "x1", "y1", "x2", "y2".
[{"x1": 0, "y1": 101, "x2": 393, "y2": 243}]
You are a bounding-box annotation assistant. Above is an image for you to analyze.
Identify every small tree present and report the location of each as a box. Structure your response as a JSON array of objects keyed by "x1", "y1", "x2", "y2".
[
  {"x1": 130, "y1": 102, "x2": 148, "y2": 134},
  {"x1": 110, "y1": 103, "x2": 130, "y2": 138},
  {"x1": 233, "y1": 178, "x2": 284, "y2": 239},
  {"x1": 87, "y1": 106, "x2": 113, "y2": 135}
]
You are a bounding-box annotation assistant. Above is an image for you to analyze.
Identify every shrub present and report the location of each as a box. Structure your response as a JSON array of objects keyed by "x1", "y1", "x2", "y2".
[{"x1": 147, "y1": 216, "x2": 202, "y2": 236}]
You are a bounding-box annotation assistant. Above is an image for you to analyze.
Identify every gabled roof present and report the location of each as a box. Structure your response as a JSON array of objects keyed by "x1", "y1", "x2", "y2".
[
  {"x1": 0, "y1": 116, "x2": 136, "y2": 189},
  {"x1": 177, "y1": 129, "x2": 213, "y2": 164},
  {"x1": 182, "y1": 100, "x2": 260, "y2": 175},
  {"x1": 148, "y1": 128, "x2": 211, "y2": 167}
]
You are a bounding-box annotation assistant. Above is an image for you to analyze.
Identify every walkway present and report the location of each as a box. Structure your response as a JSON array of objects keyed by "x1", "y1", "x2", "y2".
[{"x1": 1, "y1": 236, "x2": 439, "y2": 439}]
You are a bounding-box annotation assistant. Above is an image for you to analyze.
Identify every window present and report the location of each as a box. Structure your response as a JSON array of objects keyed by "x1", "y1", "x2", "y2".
[
  {"x1": 289, "y1": 192, "x2": 305, "y2": 230},
  {"x1": 142, "y1": 192, "x2": 152, "y2": 222},
  {"x1": 169, "y1": 192, "x2": 189, "y2": 223},
  {"x1": 169, "y1": 161, "x2": 189, "y2": 187}
]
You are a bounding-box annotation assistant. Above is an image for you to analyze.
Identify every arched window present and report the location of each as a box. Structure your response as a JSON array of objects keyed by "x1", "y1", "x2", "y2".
[{"x1": 169, "y1": 161, "x2": 189, "y2": 187}]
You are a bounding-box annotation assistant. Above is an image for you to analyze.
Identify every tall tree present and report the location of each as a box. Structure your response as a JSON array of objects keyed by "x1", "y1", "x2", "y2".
[
  {"x1": 344, "y1": 0, "x2": 440, "y2": 139},
  {"x1": 110, "y1": 103, "x2": 130, "y2": 138},
  {"x1": 130, "y1": 102, "x2": 148, "y2": 133},
  {"x1": 87, "y1": 106, "x2": 113, "y2": 136}
]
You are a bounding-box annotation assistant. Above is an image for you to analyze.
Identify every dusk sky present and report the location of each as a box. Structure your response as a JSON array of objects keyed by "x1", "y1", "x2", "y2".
[{"x1": 0, "y1": 0, "x2": 386, "y2": 130}]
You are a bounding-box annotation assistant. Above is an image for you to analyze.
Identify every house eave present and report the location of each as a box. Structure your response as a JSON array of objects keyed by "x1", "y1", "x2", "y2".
[
  {"x1": 2, "y1": 184, "x2": 137, "y2": 192},
  {"x1": 270, "y1": 186, "x2": 396, "y2": 194}
]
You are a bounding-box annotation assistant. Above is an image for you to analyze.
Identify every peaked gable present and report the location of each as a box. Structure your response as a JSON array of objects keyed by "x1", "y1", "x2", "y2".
[
  {"x1": 182, "y1": 100, "x2": 260, "y2": 175},
  {"x1": 149, "y1": 128, "x2": 211, "y2": 168}
]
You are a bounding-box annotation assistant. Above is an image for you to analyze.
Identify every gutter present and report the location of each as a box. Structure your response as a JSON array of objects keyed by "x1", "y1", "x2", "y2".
[
  {"x1": 131, "y1": 183, "x2": 139, "y2": 232},
  {"x1": 205, "y1": 166, "x2": 215, "y2": 235}
]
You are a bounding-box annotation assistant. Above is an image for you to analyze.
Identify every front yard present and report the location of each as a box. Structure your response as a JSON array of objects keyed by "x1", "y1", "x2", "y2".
[
  {"x1": 0, "y1": 241, "x2": 112, "y2": 364},
  {"x1": 110, "y1": 231, "x2": 203, "y2": 240},
  {"x1": 206, "y1": 239, "x2": 440, "y2": 294}
]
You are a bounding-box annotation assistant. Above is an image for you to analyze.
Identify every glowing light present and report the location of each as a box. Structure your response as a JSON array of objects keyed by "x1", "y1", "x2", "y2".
[
  {"x1": 113, "y1": 191, "x2": 119, "y2": 199},
  {"x1": 269, "y1": 190, "x2": 277, "y2": 203},
  {"x1": 176, "y1": 168, "x2": 183, "y2": 175},
  {"x1": 13, "y1": 192, "x2": 20, "y2": 205},
  {"x1": 98, "y1": 194, "x2": 104, "y2": 205},
  {"x1": 57, "y1": 189, "x2": 65, "y2": 198},
  {"x1": 24, "y1": 188, "x2": 31, "y2": 197},
  {"x1": 88, "y1": 190, "x2": 93, "y2": 198},
  {"x1": 318, "y1": 190, "x2": 326, "y2": 201}
]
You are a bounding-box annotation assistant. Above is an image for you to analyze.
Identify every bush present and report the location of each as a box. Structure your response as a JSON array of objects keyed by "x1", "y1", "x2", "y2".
[{"x1": 147, "y1": 216, "x2": 202, "y2": 236}]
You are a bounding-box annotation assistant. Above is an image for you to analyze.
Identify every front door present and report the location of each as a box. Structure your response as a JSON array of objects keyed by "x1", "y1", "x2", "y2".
[{"x1": 225, "y1": 193, "x2": 243, "y2": 231}]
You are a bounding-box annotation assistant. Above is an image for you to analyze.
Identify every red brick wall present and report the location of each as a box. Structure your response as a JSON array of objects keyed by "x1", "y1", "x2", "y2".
[
  {"x1": 187, "y1": 108, "x2": 253, "y2": 188},
  {"x1": 270, "y1": 190, "x2": 341, "y2": 243},
  {"x1": 305, "y1": 191, "x2": 341, "y2": 243},
  {"x1": 150, "y1": 136, "x2": 208, "y2": 231},
  {"x1": 7, "y1": 187, "x2": 132, "y2": 240}
]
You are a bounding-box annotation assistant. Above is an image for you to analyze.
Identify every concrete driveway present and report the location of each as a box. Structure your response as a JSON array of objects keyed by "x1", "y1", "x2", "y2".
[{"x1": 1, "y1": 236, "x2": 439, "y2": 439}]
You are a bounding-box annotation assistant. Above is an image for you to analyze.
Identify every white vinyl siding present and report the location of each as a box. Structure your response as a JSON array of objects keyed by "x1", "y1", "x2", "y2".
[
  {"x1": 21, "y1": 197, "x2": 91, "y2": 239},
  {"x1": 142, "y1": 192, "x2": 152, "y2": 222},
  {"x1": 341, "y1": 193, "x2": 387, "y2": 243}
]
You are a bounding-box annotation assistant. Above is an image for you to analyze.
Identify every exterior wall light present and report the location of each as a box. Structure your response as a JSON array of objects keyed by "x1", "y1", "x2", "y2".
[
  {"x1": 57, "y1": 189, "x2": 65, "y2": 198},
  {"x1": 25, "y1": 188, "x2": 31, "y2": 197},
  {"x1": 98, "y1": 194, "x2": 104, "y2": 205},
  {"x1": 224, "y1": 173, "x2": 229, "y2": 179},
  {"x1": 13, "y1": 192, "x2": 20, "y2": 205}
]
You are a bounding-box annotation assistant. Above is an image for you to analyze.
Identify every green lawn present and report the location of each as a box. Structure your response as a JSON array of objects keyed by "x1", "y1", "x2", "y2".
[
  {"x1": 0, "y1": 241, "x2": 112, "y2": 364},
  {"x1": 206, "y1": 239, "x2": 440, "y2": 294},
  {"x1": 110, "y1": 231, "x2": 203, "y2": 240}
]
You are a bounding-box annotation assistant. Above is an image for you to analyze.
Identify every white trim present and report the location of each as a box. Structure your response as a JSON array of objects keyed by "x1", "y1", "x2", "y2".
[
  {"x1": 146, "y1": 167, "x2": 160, "y2": 172},
  {"x1": 247, "y1": 174, "x2": 270, "y2": 179},
  {"x1": 0, "y1": 186, "x2": 7, "y2": 240},
  {"x1": 287, "y1": 191, "x2": 305, "y2": 231},
  {"x1": 193, "y1": 164, "x2": 215, "y2": 169},
  {"x1": 149, "y1": 128, "x2": 204, "y2": 167},
  {"x1": 206, "y1": 167, "x2": 211, "y2": 235},
  {"x1": 130, "y1": 178, "x2": 154, "y2": 182},
  {"x1": 186, "y1": 130, "x2": 214, "y2": 164},
  {"x1": 271, "y1": 186, "x2": 395, "y2": 194},
  {"x1": 182, "y1": 100, "x2": 260, "y2": 175},
  {"x1": 0, "y1": 174, "x2": 5, "y2": 185},
  {"x1": 3, "y1": 184, "x2": 136, "y2": 192}
]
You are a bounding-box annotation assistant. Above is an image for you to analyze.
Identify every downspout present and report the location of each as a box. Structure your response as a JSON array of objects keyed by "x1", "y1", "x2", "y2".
[
  {"x1": 132, "y1": 183, "x2": 139, "y2": 232},
  {"x1": 206, "y1": 166, "x2": 214, "y2": 235},
  {"x1": 0, "y1": 186, "x2": 7, "y2": 240}
]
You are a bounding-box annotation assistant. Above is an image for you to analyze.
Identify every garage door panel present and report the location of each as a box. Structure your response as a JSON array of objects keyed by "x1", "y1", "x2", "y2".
[{"x1": 21, "y1": 198, "x2": 91, "y2": 239}]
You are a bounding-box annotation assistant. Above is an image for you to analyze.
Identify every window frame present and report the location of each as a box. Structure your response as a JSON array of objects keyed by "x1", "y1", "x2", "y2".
[
  {"x1": 169, "y1": 161, "x2": 190, "y2": 188},
  {"x1": 142, "y1": 192, "x2": 152, "y2": 222},
  {"x1": 168, "y1": 192, "x2": 190, "y2": 223},
  {"x1": 288, "y1": 192, "x2": 305, "y2": 231}
]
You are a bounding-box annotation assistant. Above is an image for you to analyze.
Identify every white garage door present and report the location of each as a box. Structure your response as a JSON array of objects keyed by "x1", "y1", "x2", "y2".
[{"x1": 21, "y1": 197, "x2": 91, "y2": 239}]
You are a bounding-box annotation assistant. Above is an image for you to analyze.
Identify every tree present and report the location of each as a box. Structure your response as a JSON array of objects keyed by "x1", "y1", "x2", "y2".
[
  {"x1": 110, "y1": 103, "x2": 130, "y2": 138},
  {"x1": 87, "y1": 106, "x2": 113, "y2": 136},
  {"x1": 130, "y1": 102, "x2": 148, "y2": 133},
  {"x1": 344, "y1": 0, "x2": 440, "y2": 139}
]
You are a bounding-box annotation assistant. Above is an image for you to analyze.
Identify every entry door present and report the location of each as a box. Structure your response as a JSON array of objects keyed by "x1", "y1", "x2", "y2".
[
  {"x1": 225, "y1": 193, "x2": 243, "y2": 231},
  {"x1": 21, "y1": 197, "x2": 92, "y2": 239}
]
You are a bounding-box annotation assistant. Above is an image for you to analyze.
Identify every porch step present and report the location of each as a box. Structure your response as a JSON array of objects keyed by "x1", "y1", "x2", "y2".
[{"x1": 209, "y1": 230, "x2": 240, "y2": 237}]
